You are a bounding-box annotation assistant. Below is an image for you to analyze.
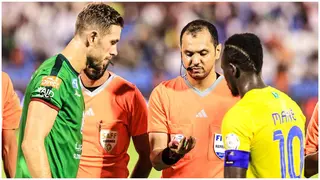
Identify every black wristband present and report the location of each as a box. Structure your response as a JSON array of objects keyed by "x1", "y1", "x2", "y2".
[{"x1": 161, "y1": 147, "x2": 184, "y2": 165}]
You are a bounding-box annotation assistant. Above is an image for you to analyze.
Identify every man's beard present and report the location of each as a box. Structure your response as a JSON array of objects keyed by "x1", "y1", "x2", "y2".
[
  {"x1": 84, "y1": 56, "x2": 112, "y2": 80},
  {"x1": 186, "y1": 65, "x2": 209, "y2": 80}
]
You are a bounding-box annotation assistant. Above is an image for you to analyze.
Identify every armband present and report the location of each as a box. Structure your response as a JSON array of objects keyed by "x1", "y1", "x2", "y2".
[{"x1": 224, "y1": 150, "x2": 250, "y2": 169}]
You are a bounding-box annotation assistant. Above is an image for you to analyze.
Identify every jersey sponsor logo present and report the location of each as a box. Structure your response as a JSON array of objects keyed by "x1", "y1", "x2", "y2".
[
  {"x1": 36, "y1": 87, "x2": 54, "y2": 98},
  {"x1": 85, "y1": 108, "x2": 95, "y2": 116},
  {"x1": 214, "y1": 134, "x2": 225, "y2": 159},
  {"x1": 41, "y1": 76, "x2": 62, "y2": 89},
  {"x1": 73, "y1": 154, "x2": 81, "y2": 159},
  {"x1": 225, "y1": 133, "x2": 240, "y2": 150},
  {"x1": 73, "y1": 142, "x2": 82, "y2": 159},
  {"x1": 100, "y1": 130, "x2": 118, "y2": 152},
  {"x1": 72, "y1": 78, "x2": 79, "y2": 89},
  {"x1": 74, "y1": 90, "x2": 81, "y2": 97},
  {"x1": 75, "y1": 142, "x2": 82, "y2": 152},
  {"x1": 272, "y1": 91, "x2": 279, "y2": 98},
  {"x1": 196, "y1": 109, "x2": 208, "y2": 118}
]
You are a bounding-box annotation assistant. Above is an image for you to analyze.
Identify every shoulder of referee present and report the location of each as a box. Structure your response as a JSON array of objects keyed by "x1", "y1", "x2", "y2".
[{"x1": 147, "y1": 81, "x2": 172, "y2": 134}]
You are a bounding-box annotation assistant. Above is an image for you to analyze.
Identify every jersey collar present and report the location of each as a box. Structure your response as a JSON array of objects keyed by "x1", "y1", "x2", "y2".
[
  {"x1": 182, "y1": 73, "x2": 224, "y2": 97},
  {"x1": 79, "y1": 74, "x2": 116, "y2": 97}
]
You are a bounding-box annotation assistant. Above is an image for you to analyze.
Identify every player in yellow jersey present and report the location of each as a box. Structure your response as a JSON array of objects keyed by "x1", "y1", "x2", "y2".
[{"x1": 221, "y1": 33, "x2": 306, "y2": 178}]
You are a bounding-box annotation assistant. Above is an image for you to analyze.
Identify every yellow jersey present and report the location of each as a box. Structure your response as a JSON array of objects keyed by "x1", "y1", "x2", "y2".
[{"x1": 222, "y1": 86, "x2": 306, "y2": 178}]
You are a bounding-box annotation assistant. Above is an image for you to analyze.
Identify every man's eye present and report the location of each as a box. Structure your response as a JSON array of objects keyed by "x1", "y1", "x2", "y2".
[{"x1": 200, "y1": 51, "x2": 208, "y2": 56}]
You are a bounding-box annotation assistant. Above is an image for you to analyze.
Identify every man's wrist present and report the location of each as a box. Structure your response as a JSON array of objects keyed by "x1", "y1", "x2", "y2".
[{"x1": 161, "y1": 147, "x2": 184, "y2": 165}]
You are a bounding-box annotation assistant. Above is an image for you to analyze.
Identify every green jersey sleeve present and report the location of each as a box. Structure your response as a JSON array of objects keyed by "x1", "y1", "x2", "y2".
[{"x1": 30, "y1": 75, "x2": 66, "y2": 110}]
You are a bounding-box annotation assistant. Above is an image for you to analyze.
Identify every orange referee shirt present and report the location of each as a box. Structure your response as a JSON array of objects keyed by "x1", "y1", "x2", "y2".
[
  {"x1": 2, "y1": 72, "x2": 21, "y2": 129},
  {"x1": 305, "y1": 102, "x2": 318, "y2": 155},
  {"x1": 148, "y1": 74, "x2": 238, "y2": 178},
  {"x1": 77, "y1": 73, "x2": 148, "y2": 178}
]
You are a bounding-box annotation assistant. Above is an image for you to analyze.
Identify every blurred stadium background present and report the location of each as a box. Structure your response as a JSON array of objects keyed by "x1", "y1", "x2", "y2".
[{"x1": 1, "y1": 2, "x2": 318, "y2": 178}]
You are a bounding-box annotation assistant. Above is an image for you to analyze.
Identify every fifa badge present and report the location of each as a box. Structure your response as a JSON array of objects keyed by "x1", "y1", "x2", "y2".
[{"x1": 214, "y1": 134, "x2": 225, "y2": 159}]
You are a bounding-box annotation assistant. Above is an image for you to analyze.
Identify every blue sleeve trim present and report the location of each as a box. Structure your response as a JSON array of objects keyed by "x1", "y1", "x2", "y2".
[{"x1": 224, "y1": 150, "x2": 250, "y2": 169}]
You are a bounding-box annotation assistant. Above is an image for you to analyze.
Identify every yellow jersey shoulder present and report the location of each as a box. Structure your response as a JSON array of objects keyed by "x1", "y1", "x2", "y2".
[{"x1": 222, "y1": 98, "x2": 253, "y2": 135}]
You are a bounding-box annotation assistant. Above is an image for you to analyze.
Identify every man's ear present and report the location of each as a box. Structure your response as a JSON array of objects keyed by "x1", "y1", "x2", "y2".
[
  {"x1": 86, "y1": 30, "x2": 98, "y2": 47},
  {"x1": 215, "y1": 43, "x2": 222, "y2": 59},
  {"x1": 229, "y1": 63, "x2": 240, "y2": 78}
]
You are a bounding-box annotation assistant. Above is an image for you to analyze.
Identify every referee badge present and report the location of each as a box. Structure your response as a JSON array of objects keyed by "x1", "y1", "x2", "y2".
[
  {"x1": 214, "y1": 134, "x2": 225, "y2": 159},
  {"x1": 100, "y1": 130, "x2": 118, "y2": 152}
]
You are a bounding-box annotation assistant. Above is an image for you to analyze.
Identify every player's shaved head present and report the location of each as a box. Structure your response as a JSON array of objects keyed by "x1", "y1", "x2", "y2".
[
  {"x1": 180, "y1": 19, "x2": 219, "y2": 47},
  {"x1": 75, "y1": 3, "x2": 124, "y2": 36},
  {"x1": 221, "y1": 33, "x2": 265, "y2": 97},
  {"x1": 222, "y1": 33, "x2": 263, "y2": 74}
]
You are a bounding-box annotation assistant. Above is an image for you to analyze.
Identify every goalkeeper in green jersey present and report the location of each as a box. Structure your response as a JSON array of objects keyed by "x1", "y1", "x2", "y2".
[{"x1": 15, "y1": 3, "x2": 123, "y2": 178}]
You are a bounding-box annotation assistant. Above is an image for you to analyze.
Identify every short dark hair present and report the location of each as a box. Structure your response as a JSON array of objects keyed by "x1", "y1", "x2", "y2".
[
  {"x1": 75, "y1": 3, "x2": 124, "y2": 35},
  {"x1": 180, "y1": 19, "x2": 219, "y2": 46},
  {"x1": 223, "y1": 33, "x2": 263, "y2": 74}
]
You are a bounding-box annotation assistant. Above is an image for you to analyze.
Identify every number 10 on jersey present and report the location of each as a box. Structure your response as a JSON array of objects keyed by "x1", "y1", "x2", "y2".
[{"x1": 273, "y1": 126, "x2": 304, "y2": 178}]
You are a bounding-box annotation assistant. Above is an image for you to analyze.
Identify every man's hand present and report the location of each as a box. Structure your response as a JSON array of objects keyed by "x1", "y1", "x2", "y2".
[
  {"x1": 159, "y1": 136, "x2": 196, "y2": 167},
  {"x1": 168, "y1": 136, "x2": 196, "y2": 156},
  {"x1": 149, "y1": 133, "x2": 196, "y2": 171}
]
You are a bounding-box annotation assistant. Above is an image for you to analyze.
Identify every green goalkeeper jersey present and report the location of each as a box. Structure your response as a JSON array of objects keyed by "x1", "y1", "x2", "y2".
[{"x1": 15, "y1": 54, "x2": 85, "y2": 178}]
